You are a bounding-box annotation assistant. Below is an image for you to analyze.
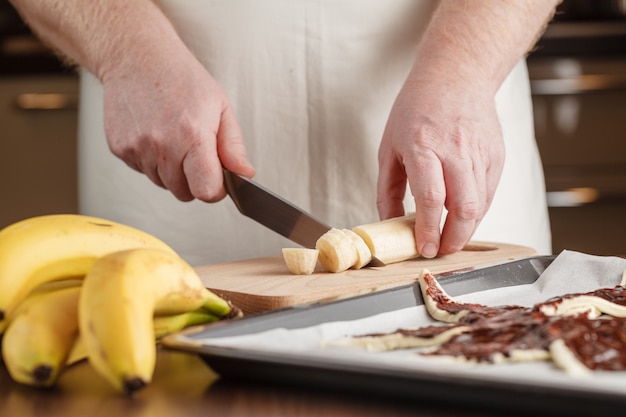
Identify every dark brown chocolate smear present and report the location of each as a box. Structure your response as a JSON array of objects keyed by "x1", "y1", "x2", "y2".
[
  {"x1": 554, "y1": 316, "x2": 626, "y2": 371},
  {"x1": 536, "y1": 285, "x2": 626, "y2": 312},
  {"x1": 360, "y1": 272, "x2": 626, "y2": 371},
  {"x1": 421, "y1": 272, "x2": 526, "y2": 321}
]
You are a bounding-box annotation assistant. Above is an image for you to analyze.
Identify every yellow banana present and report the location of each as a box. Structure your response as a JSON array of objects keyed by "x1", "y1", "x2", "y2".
[
  {"x1": 66, "y1": 309, "x2": 221, "y2": 366},
  {"x1": 0, "y1": 279, "x2": 84, "y2": 335},
  {"x1": 1, "y1": 279, "x2": 223, "y2": 387},
  {"x1": 0, "y1": 214, "x2": 176, "y2": 321},
  {"x1": 79, "y1": 247, "x2": 233, "y2": 395},
  {"x1": 2, "y1": 286, "x2": 80, "y2": 387}
]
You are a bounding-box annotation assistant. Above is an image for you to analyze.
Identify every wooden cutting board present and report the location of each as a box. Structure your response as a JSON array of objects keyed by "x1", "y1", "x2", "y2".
[{"x1": 195, "y1": 241, "x2": 537, "y2": 315}]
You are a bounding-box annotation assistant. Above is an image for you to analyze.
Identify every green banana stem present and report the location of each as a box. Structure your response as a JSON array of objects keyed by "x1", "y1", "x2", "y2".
[
  {"x1": 201, "y1": 289, "x2": 241, "y2": 318},
  {"x1": 153, "y1": 310, "x2": 219, "y2": 339}
]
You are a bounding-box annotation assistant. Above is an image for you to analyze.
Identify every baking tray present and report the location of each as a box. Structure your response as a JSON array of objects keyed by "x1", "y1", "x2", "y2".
[{"x1": 162, "y1": 255, "x2": 626, "y2": 416}]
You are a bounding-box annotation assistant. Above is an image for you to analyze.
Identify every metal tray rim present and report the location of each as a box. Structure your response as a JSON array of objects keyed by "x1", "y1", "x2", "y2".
[{"x1": 160, "y1": 255, "x2": 626, "y2": 415}]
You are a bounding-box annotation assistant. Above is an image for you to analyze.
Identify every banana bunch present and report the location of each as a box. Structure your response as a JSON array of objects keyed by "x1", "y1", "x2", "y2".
[
  {"x1": 0, "y1": 214, "x2": 239, "y2": 394},
  {"x1": 282, "y1": 213, "x2": 419, "y2": 274}
]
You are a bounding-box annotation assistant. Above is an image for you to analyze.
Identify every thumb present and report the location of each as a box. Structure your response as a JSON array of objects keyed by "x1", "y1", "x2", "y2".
[{"x1": 217, "y1": 106, "x2": 256, "y2": 178}]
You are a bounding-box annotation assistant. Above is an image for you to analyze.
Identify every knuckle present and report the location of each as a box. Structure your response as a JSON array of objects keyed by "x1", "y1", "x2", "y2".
[
  {"x1": 177, "y1": 118, "x2": 201, "y2": 142},
  {"x1": 175, "y1": 112, "x2": 211, "y2": 146},
  {"x1": 419, "y1": 188, "x2": 445, "y2": 209},
  {"x1": 451, "y1": 201, "x2": 482, "y2": 221}
]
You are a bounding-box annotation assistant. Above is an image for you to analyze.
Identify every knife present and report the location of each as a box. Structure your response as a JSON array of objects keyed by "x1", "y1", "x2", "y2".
[{"x1": 223, "y1": 169, "x2": 384, "y2": 267}]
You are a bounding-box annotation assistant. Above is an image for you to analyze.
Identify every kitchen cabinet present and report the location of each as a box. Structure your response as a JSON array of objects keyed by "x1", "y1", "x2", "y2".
[
  {"x1": 528, "y1": 13, "x2": 626, "y2": 256},
  {"x1": 529, "y1": 57, "x2": 626, "y2": 256},
  {"x1": 0, "y1": 74, "x2": 79, "y2": 229}
]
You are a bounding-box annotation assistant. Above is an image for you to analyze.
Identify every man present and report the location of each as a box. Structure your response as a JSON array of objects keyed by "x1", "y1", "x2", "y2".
[{"x1": 9, "y1": 1, "x2": 559, "y2": 265}]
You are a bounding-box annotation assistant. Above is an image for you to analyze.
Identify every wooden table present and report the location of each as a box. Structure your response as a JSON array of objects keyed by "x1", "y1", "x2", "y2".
[{"x1": 0, "y1": 347, "x2": 514, "y2": 417}]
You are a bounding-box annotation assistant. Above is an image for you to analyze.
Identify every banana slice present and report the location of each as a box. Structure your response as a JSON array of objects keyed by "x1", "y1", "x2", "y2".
[
  {"x1": 352, "y1": 214, "x2": 418, "y2": 264},
  {"x1": 282, "y1": 248, "x2": 319, "y2": 275},
  {"x1": 290, "y1": 214, "x2": 419, "y2": 274},
  {"x1": 315, "y1": 228, "x2": 359, "y2": 273},
  {"x1": 341, "y1": 229, "x2": 372, "y2": 269}
]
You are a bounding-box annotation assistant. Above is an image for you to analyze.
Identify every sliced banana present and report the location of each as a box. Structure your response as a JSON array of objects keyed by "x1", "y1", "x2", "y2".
[
  {"x1": 315, "y1": 228, "x2": 359, "y2": 273},
  {"x1": 352, "y1": 213, "x2": 418, "y2": 264},
  {"x1": 282, "y1": 248, "x2": 319, "y2": 275},
  {"x1": 286, "y1": 214, "x2": 419, "y2": 274},
  {"x1": 341, "y1": 229, "x2": 372, "y2": 269}
]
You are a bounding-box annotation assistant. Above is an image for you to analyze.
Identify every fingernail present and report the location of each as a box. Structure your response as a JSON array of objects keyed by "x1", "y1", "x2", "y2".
[{"x1": 420, "y1": 243, "x2": 438, "y2": 259}]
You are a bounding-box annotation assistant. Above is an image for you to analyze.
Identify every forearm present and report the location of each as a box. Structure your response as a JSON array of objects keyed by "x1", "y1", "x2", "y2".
[
  {"x1": 8, "y1": 0, "x2": 186, "y2": 82},
  {"x1": 412, "y1": 0, "x2": 561, "y2": 93}
]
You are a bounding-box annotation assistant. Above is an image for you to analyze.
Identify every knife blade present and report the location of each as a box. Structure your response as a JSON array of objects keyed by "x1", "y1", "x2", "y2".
[
  {"x1": 223, "y1": 170, "x2": 384, "y2": 266},
  {"x1": 223, "y1": 169, "x2": 331, "y2": 249}
]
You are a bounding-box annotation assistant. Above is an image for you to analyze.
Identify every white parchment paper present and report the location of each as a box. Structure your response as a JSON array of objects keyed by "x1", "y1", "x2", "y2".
[{"x1": 186, "y1": 251, "x2": 626, "y2": 395}]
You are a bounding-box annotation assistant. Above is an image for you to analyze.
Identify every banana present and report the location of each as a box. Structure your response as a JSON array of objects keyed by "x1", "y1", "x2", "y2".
[
  {"x1": 315, "y1": 228, "x2": 359, "y2": 273},
  {"x1": 315, "y1": 228, "x2": 372, "y2": 273},
  {"x1": 2, "y1": 286, "x2": 221, "y2": 387},
  {"x1": 66, "y1": 310, "x2": 221, "y2": 366},
  {"x1": 352, "y1": 213, "x2": 418, "y2": 265},
  {"x1": 310, "y1": 214, "x2": 419, "y2": 274},
  {"x1": 79, "y1": 247, "x2": 233, "y2": 395},
  {"x1": 281, "y1": 248, "x2": 319, "y2": 275},
  {"x1": 2, "y1": 286, "x2": 80, "y2": 387},
  {"x1": 342, "y1": 229, "x2": 372, "y2": 269},
  {"x1": 0, "y1": 214, "x2": 176, "y2": 322}
]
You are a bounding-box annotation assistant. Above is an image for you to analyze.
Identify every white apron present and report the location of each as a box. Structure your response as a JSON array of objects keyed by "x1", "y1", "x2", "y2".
[{"x1": 77, "y1": 0, "x2": 551, "y2": 266}]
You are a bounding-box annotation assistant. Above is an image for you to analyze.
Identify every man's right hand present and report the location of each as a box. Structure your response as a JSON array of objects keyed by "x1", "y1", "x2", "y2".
[
  {"x1": 9, "y1": 0, "x2": 255, "y2": 203},
  {"x1": 101, "y1": 44, "x2": 255, "y2": 202}
]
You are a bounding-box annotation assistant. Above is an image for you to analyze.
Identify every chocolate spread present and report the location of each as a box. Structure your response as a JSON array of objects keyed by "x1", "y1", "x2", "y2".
[{"x1": 360, "y1": 272, "x2": 626, "y2": 371}]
